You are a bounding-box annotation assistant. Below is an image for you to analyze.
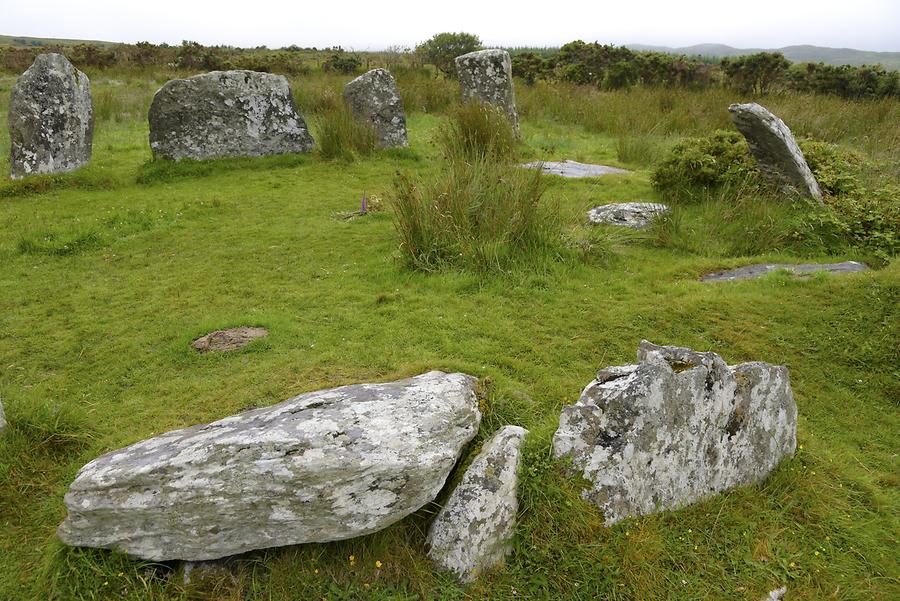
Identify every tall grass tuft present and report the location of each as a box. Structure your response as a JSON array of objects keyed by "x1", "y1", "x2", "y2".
[
  {"x1": 437, "y1": 101, "x2": 518, "y2": 161},
  {"x1": 312, "y1": 104, "x2": 377, "y2": 161},
  {"x1": 390, "y1": 155, "x2": 561, "y2": 273}
]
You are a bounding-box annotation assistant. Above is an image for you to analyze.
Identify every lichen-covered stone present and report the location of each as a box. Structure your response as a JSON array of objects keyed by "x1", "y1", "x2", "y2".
[
  {"x1": 148, "y1": 70, "x2": 314, "y2": 161},
  {"x1": 588, "y1": 202, "x2": 670, "y2": 228},
  {"x1": 729, "y1": 102, "x2": 822, "y2": 202},
  {"x1": 8, "y1": 53, "x2": 93, "y2": 179},
  {"x1": 58, "y1": 371, "x2": 481, "y2": 561},
  {"x1": 553, "y1": 341, "x2": 797, "y2": 525},
  {"x1": 427, "y1": 426, "x2": 528, "y2": 583},
  {"x1": 701, "y1": 260, "x2": 867, "y2": 282},
  {"x1": 343, "y1": 69, "x2": 408, "y2": 148},
  {"x1": 521, "y1": 160, "x2": 629, "y2": 178},
  {"x1": 455, "y1": 49, "x2": 519, "y2": 135}
]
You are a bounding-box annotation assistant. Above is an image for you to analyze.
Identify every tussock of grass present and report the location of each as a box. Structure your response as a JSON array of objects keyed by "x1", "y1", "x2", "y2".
[
  {"x1": 436, "y1": 101, "x2": 518, "y2": 161},
  {"x1": 311, "y1": 103, "x2": 377, "y2": 161}
]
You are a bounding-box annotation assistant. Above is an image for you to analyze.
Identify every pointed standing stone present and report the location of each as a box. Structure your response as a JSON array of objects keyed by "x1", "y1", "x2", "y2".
[
  {"x1": 455, "y1": 49, "x2": 520, "y2": 135},
  {"x1": 343, "y1": 68, "x2": 408, "y2": 148},
  {"x1": 728, "y1": 102, "x2": 823, "y2": 203},
  {"x1": 8, "y1": 53, "x2": 93, "y2": 179},
  {"x1": 427, "y1": 425, "x2": 528, "y2": 583}
]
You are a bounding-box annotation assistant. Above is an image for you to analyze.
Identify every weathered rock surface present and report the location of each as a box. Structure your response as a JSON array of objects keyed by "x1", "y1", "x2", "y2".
[
  {"x1": 588, "y1": 202, "x2": 670, "y2": 228},
  {"x1": 343, "y1": 69, "x2": 408, "y2": 148},
  {"x1": 191, "y1": 326, "x2": 268, "y2": 353},
  {"x1": 455, "y1": 49, "x2": 520, "y2": 134},
  {"x1": 553, "y1": 341, "x2": 797, "y2": 525},
  {"x1": 8, "y1": 53, "x2": 93, "y2": 179},
  {"x1": 427, "y1": 426, "x2": 528, "y2": 583},
  {"x1": 521, "y1": 160, "x2": 629, "y2": 178},
  {"x1": 729, "y1": 102, "x2": 822, "y2": 202},
  {"x1": 0, "y1": 400, "x2": 6, "y2": 434},
  {"x1": 58, "y1": 371, "x2": 481, "y2": 561},
  {"x1": 148, "y1": 70, "x2": 314, "y2": 161},
  {"x1": 701, "y1": 261, "x2": 867, "y2": 282}
]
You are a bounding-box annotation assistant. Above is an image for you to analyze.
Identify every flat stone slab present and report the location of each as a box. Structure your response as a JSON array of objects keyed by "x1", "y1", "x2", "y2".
[
  {"x1": 191, "y1": 327, "x2": 268, "y2": 353},
  {"x1": 588, "y1": 202, "x2": 670, "y2": 228},
  {"x1": 701, "y1": 261, "x2": 867, "y2": 282},
  {"x1": 521, "y1": 160, "x2": 629, "y2": 178}
]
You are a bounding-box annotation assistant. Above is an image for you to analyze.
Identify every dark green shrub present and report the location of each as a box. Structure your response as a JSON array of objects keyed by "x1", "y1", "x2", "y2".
[
  {"x1": 798, "y1": 140, "x2": 867, "y2": 197},
  {"x1": 415, "y1": 32, "x2": 481, "y2": 77},
  {"x1": 322, "y1": 51, "x2": 361, "y2": 74},
  {"x1": 437, "y1": 101, "x2": 517, "y2": 161},
  {"x1": 651, "y1": 130, "x2": 758, "y2": 199}
]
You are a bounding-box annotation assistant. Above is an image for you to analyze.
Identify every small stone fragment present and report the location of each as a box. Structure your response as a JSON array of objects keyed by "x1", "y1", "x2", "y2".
[
  {"x1": 588, "y1": 202, "x2": 670, "y2": 228},
  {"x1": 701, "y1": 261, "x2": 867, "y2": 282},
  {"x1": 343, "y1": 68, "x2": 408, "y2": 148},
  {"x1": 191, "y1": 326, "x2": 268, "y2": 354},
  {"x1": 762, "y1": 586, "x2": 787, "y2": 600},
  {"x1": 9, "y1": 53, "x2": 93, "y2": 179},
  {"x1": 729, "y1": 102, "x2": 822, "y2": 202},
  {"x1": 0, "y1": 400, "x2": 6, "y2": 434},
  {"x1": 553, "y1": 341, "x2": 797, "y2": 525},
  {"x1": 149, "y1": 70, "x2": 314, "y2": 161},
  {"x1": 455, "y1": 49, "x2": 520, "y2": 135},
  {"x1": 427, "y1": 425, "x2": 528, "y2": 583},
  {"x1": 521, "y1": 160, "x2": 629, "y2": 178},
  {"x1": 57, "y1": 371, "x2": 481, "y2": 561}
]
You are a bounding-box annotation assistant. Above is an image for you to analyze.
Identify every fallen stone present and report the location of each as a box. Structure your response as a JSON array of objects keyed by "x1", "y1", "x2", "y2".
[
  {"x1": 762, "y1": 587, "x2": 788, "y2": 601},
  {"x1": 182, "y1": 559, "x2": 234, "y2": 586},
  {"x1": 553, "y1": 341, "x2": 797, "y2": 525},
  {"x1": 57, "y1": 371, "x2": 481, "y2": 561},
  {"x1": 8, "y1": 53, "x2": 93, "y2": 179},
  {"x1": 455, "y1": 49, "x2": 520, "y2": 135},
  {"x1": 701, "y1": 261, "x2": 867, "y2": 282},
  {"x1": 588, "y1": 202, "x2": 670, "y2": 228},
  {"x1": 191, "y1": 326, "x2": 268, "y2": 354},
  {"x1": 149, "y1": 70, "x2": 314, "y2": 161},
  {"x1": 427, "y1": 425, "x2": 528, "y2": 583},
  {"x1": 729, "y1": 102, "x2": 822, "y2": 202},
  {"x1": 343, "y1": 68, "x2": 408, "y2": 148},
  {"x1": 521, "y1": 160, "x2": 629, "y2": 178}
]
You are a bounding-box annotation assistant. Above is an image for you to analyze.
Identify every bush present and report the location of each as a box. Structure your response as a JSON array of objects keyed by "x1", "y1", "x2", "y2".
[
  {"x1": 322, "y1": 51, "x2": 361, "y2": 74},
  {"x1": 437, "y1": 101, "x2": 517, "y2": 161},
  {"x1": 312, "y1": 104, "x2": 377, "y2": 161},
  {"x1": 798, "y1": 140, "x2": 867, "y2": 197},
  {"x1": 390, "y1": 155, "x2": 561, "y2": 273},
  {"x1": 415, "y1": 32, "x2": 481, "y2": 77}
]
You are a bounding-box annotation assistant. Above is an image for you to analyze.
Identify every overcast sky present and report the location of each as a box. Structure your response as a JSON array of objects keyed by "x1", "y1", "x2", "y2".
[{"x1": 3, "y1": 0, "x2": 899, "y2": 52}]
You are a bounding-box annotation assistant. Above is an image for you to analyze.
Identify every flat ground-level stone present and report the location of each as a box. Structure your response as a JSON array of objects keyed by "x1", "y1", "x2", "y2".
[
  {"x1": 553, "y1": 341, "x2": 797, "y2": 525},
  {"x1": 57, "y1": 371, "x2": 481, "y2": 561},
  {"x1": 191, "y1": 326, "x2": 268, "y2": 353},
  {"x1": 427, "y1": 425, "x2": 528, "y2": 583},
  {"x1": 588, "y1": 202, "x2": 670, "y2": 228},
  {"x1": 701, "y1": 261, "x2": 867, "y2": 282},
  {"x1": 522, "y1": 160, "x2": 629, "y2": 178}
]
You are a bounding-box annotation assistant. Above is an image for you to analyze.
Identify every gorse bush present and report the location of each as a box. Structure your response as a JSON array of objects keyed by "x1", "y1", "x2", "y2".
[
  {"x1": 436, "y1": 101, "x2": 518, "y2": 161},
  {"x1": 312, "y1": 103, "x2": 377, "y2": 161},
  {"x1": 651, "y1": 130, "x2": 758, "y2": 199},
  {"x1": 390, "y1": 155, "x2": 561, "y2": 273}
]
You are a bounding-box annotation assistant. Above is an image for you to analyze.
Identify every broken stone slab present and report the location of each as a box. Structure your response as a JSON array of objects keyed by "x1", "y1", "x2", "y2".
[
  {"x1": 191, "y1": 326, "x2": 268, "y2": 354},
  {"x1": 455, "y1": 49, "x2": 520, "y2": 135},
  {"x1": 521, "y1": 160, "x2": 630, "y2": 178},
  {"x1": 343, "y1": 68, "x2": 408, "y2": 149},
  {"x1": 729, "y1": 102, "x2": 823, "y2": 203},
  {"x1": 426, "y1": 425, "x2": 528, "y2": 583},
  {"x1": 701, "y1": 261, "x2": 867, "y2": 282},
  {"x1": 552, "y1": 341, "x2": 797, "y2": 525},
  {"x1": 9, "y1": 53, "x2": 93, "y2": 179},
  {"x1": 57, "y1": 371, "x2": 481, "y2": 561},
  {"x1": 148, "y1": 70, "x2": 314, "y2": 161},
  {"x1": 588, "y1": 202, "x2": 670, "y2": 228}
]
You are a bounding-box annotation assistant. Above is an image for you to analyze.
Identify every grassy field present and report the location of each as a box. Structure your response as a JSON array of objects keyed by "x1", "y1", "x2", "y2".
[{"x1": 0, "y1": 71, "x2": 898, "y2": 600}]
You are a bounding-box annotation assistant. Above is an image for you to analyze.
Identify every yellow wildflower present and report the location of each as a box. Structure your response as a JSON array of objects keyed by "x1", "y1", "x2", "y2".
[{"x1": 375, "y1": 560, "x2": 383, "y2": 569}]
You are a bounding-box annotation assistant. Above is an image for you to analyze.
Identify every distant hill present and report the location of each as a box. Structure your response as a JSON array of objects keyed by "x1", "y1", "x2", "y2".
[
  {"x1": 627, "y1": 43, "x2": 900, "y2": 70},
  {"x1": 0, "y1": 34, "x2": 119, "y2": 48}
]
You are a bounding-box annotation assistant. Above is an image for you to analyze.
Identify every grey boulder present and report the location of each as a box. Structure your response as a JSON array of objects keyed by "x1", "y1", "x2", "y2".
[
  {"x1": 8, "y1": 53, "x2": 93, "y2": 179},
  {"x1": 588, "y1": 202, "x2": 670, "y2": 228},
  {"x1": 553, "y1": 341, "x2": 797, "y2": 525},
  {"x1": 427, "y1": 426, "x2": 528, "y2": 583},
  {"x1": 455, "y1": 49, "x2": 520, "y2": 135},
  {"x1": 58, "y1": 371, "x2": 481, "y2": 561},
  {"x1": 148, "y1": 70, "x2": 314, "y2": 161},
  {"x1": 343, "y1": 68, "x2": 408, "y2": 148},
  {"x1": 729, "y1": 102, "x2": 822, "y2": 202}
]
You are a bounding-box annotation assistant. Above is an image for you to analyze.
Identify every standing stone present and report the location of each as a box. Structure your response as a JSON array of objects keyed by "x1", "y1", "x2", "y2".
[
  {"x1": 427, "y1": 426, "x2": 528, "y2": 583},
  {"x1": 728, "y1": 103, "x2": 822, "y2": 202},
  {"x1": 455, "y1": 49, "x2": 520, "y2": 135},
  {"x1": 8, "y1": 53, "x2": 93, "y2": 179},
  {"x1": 57, "y1": 371, "x2": 481, "y2": 561},
  {"x1": 343, "y1": 68, "x2": 408, "y2": 148},
  {"x1": 553, "y1": 341, "x2": 797, "y2": 525},
  {"x1": 148, "y1": 70, "x2": 314, "y2": 161}
]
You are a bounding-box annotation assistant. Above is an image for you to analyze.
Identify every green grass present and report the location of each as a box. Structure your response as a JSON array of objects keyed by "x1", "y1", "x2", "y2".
[{"x1": 0, "y1": 73, "x2": 898, "y2": 601}]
